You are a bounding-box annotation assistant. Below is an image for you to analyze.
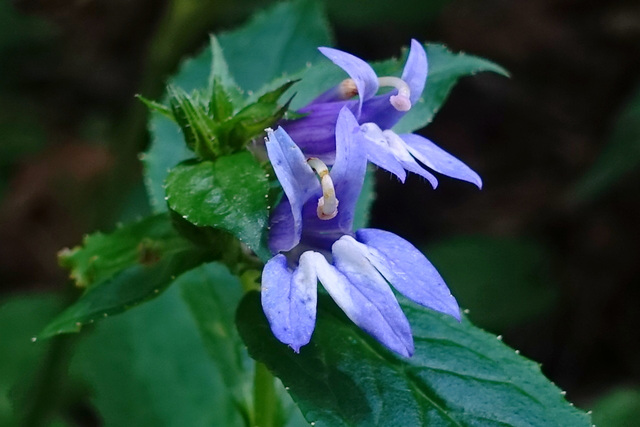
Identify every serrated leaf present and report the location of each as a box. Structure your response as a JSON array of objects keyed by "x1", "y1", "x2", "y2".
[
  {"x1": 237, "y1": 292, "x2": 590, "y2": 427},
  {"x1": 40, "y1": 214, "x2": 215, "y2": 338},
  {"x1": 136, "y1": 95, "x2": 173, "y2": 119},
  {"x1": 167, "y1": 86, "x2": 219, "y2": 159},
  {"x1": 144, "y1": 0, "x2": 332, "y2": 211},
  {"x1": 165, "y1": 152, "x2": 270, "y2": 260},
  {"x1": 59, "y1": 213, "x2": 186, "y2": 288}
]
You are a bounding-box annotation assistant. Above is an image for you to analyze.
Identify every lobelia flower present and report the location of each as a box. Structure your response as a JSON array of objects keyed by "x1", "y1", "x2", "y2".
[
  {"x1": 282, "y1": 39, "x2": 483, "y2": 189},
  {"x1": 261, "y1": 106, "x2": 460, "y2": 357}
]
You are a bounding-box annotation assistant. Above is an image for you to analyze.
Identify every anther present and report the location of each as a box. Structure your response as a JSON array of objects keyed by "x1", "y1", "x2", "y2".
[
  {"x1": 378, "y1": 76, "x2": 411, "y2": 111},
  {"x1": 338, "y1": 79, "x2": 358, "y2": 99},
  {"x1": 307, "y1": 158, "x2": 339, "y2": 220}
]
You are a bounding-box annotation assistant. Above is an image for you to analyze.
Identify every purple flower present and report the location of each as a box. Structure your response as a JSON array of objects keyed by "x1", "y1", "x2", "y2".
[
  {"x1": 261, "y1": 107, "x2": 460, "y2": 357},
  {"x1": 282, "y1": 39, "x2": 482, "y2": 189}
]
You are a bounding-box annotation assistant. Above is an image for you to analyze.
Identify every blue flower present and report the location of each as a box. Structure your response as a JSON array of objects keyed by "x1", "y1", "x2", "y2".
[
  {"x1": 282, "y1": 39, "x2": 482, "y2": 189},
  {"x1": 261, "y1": 107, "x2": 460, "y2": 357}
]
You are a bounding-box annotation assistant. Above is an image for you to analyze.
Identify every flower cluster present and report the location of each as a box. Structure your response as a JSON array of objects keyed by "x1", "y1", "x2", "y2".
[
  {"x1": 282, "y1": 39, "x2": 482, "y2": 188},
  {"x1": 261, "y1": 41, "x2": 481, "y2": 357}
]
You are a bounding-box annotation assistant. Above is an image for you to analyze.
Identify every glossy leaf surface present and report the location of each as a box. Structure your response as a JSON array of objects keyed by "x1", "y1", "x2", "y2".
[{"x1": 237, "y1": 292, "x2": 590, "y2": 427}]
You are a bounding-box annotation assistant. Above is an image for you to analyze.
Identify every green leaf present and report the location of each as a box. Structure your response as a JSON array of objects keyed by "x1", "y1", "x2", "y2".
[
  {"x1": 217, "y1": 80, "x2": 297, "y2": 150},
  {"x1": 136, "y1": 95, "x2": 173, "y2": 119},
  {"x1": 425, "y1": 236, "x2": 558, "y2": 332},
  {"x1": 58, "y1": 213, "x2": 188, "y2": 288},
  {"x1": 39, "y1": 214, "x2": 215, "y2": 338},
  {"x1": 217, "y1": 0, "x2": 332, "y2": 92},
  {"x1": 237, "y1": 292, "x2": 590, "y2": 427},
  {"x1": 208, "y1": 35, "x2": 243, "y2": 121},
  {"x1": 69, "y1": 284, "x2": 246, "y2": 427},
  {"x1": 179, "y1": 263, "x2": 253, "y2": 421},
  {"x1": 165, "y1": 152, "x2": 270, "y2": 260},
  {"x1": 143, "y1": 111, "x2": 194, "y2": 212},
  {"x1": 591, "y1": 387, "x2": 640, "y2": 427},
  {"x1": 180, "y1": 263, "x2": 308, "y2": 427},
  {"x1": 571, "y1": 83, "x2": 640, "y2": 203},
  {"x1": 144, "y1": 0, "x2": 332, "y2": 211},
  {"x1": 167, "y1": 86, "x2": 219, "y2": 159}
]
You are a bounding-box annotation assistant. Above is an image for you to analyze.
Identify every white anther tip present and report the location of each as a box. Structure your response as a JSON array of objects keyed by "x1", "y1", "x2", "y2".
[
  {"x1": 317, "y1": 205, "x2": 338, "y2": 220},
  {"x1": 390, "y1": 94, "x2": 411, "y2": 112}
]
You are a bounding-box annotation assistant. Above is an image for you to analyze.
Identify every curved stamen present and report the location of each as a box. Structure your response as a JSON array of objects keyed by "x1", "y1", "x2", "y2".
[
  {"x1": 307, "y1": 158, "x2": 339, "y2": 220},
  {"x1": 378, "y1": 76, "x2": 412, "y2": 112}
]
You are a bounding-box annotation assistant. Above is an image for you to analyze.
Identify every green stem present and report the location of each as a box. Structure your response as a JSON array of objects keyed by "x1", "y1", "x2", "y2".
[{"x1": 253, "y1": 362, "x2": 278, "y2": 427}]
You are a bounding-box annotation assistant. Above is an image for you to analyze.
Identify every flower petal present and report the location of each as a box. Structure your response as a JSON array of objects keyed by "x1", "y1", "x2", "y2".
[
  {"x1": 280, "y1": 101, "x2": 358, "y2": 162},
  {"x1": 261, "y1": 253, "x2": 318, "y2": 352},
  {"x1": 356, "y1": 228, "x2": 460, "y2": 321},
  {"x1": 318, "y1": 47, "x2": 379, "y2": 116},
  {"x1": 330, "y1": 107, "x2": 369, "y2": 231},
  {"x1": 267, "y1": 197, "x2": 295, "y2": 254},
  {"x1": 400, "y1": 133, "x2": 483, "y2": 188},
  {"x1": 266, "y1": 127, "x2": 321, "y2": 252},
  {"x1": 360, "y1": 122, "x2": 407, "y2": 182},
  {"x1": 323, "y1": 236, "x2": 414, "y2": 357},
  {"x1": 402, "y1": 39, "x2": 428, "y2": 105},
  {"x1": 383, "y1": 130, "x2": 438, "y2": 188}
]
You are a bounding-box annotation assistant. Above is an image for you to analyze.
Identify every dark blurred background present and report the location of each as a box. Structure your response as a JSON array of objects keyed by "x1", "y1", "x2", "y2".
[{"x1": 1, "y1": 0, "x2": 639, "y2": 422}]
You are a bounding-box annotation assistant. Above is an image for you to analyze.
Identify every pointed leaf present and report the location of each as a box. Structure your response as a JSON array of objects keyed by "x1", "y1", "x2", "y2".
[
  {"x1": 165, "y1": 152, "x2": 270, "y2": 260},
  {"x1": 58, "y1": 213, "x2": 185, "y2": 288},
  {"x1": 39, "y1": 214, "x2": 214, "y2": 338},
  {"x1": 136, "y1": 95, "x2": 173, "y2": 119},
  {"x1": 208, "y1": 36, "x2": 242, "y2": 121}
]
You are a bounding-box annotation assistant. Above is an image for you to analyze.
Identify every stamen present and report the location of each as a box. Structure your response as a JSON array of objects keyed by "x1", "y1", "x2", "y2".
[
  {"x1": 377, "y1": 76, "x2": 411, "y2": 112},
  {"x1": 307, "y1": 158, "x2": 339, "y2": 220},
  {"x1": 338, "y1": 78, "x2": 358, "y2": 99}
]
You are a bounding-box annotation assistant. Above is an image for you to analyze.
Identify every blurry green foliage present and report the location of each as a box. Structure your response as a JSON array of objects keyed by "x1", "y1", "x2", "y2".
[
  {"x1": 572, "y1": 82, "x2": 640, "y2": 202},
  {"x1": 590, "y1": 387, "x2": 640, "y2": 427},
  {"x1": 0, "y1": 294, "x2": 69, "y2": 426},
  {"x1": 425, "y1": 236, "x2": 558, "y2": 332},
  {"x1": 70, "y1": 279, "x2": 245, "y2": 427}
]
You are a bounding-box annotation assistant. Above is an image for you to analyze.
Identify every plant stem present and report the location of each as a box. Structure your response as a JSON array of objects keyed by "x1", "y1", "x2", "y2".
[{"x1": 253, "y1": 362, "x2": 278, "y2": 427}]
